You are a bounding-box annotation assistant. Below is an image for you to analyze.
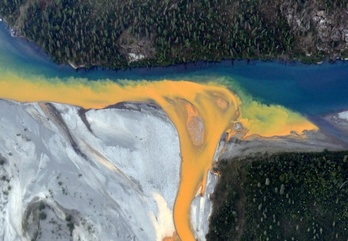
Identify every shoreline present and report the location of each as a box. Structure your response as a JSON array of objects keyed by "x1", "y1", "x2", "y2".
[
  {"x1": 189, "y1": 105, "x2": 348, "y2": 241},
  {"x1": 1, "y1": 21, "x2": 348, "y2": 74},
  {"x1": 189, "y1": 114, "x2": 348, "y2": 241},
  {"x1": 220, "y1": 112, "x2": 348, "y2": 161}
]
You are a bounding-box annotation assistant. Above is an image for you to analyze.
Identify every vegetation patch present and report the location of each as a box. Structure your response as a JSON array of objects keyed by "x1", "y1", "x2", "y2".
[
  {"x1": 207, "y1": 150, "x2": 348, "y2": 241},
  {"x1": 1, "y1": 0, "x2": 348, "y2": 69}
]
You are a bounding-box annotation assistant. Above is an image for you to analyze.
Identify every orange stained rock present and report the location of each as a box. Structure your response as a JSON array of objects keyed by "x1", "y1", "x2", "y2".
[
  {"x1": 162, "y1": 232, "x2": 181, "y2": 241},
  {"x1": 0, "y1": 70, "x2": 317, "y2": 241},
  {"x1": 184, "y1": 100, "x2": 204, "y2": 146},
  {"x1": 162, "y1": 238, "x2": 173, "y2": 241}
]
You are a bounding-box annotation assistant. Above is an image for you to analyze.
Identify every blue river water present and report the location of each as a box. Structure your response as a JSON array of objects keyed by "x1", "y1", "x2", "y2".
[{"x1": 1, "y1": 21, "x2": 348, "y2": 118}]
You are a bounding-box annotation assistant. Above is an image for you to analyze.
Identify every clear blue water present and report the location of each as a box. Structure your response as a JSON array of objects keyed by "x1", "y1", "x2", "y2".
[{"x1": 1, "y1": 22, "x2": 348, "y2": 118}]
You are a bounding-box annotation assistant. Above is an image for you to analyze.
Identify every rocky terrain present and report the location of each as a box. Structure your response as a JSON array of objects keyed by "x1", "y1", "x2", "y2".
[{"x1": 0, "y1": 99, "x2": 184, "y2": 241}]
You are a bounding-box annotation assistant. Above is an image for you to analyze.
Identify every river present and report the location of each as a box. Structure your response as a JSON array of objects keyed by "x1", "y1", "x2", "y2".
[{"x1": 1, "y1": 21, "x2": 348, "y2": 241}]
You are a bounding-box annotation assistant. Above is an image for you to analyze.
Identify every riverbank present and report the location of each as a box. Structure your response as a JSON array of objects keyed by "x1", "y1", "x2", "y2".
[
  {"x1": 3, "y1": 18, "x2": 348, "y2": 121},
  {"x1": 0, "y1": 21, "x2": 317, "y2": 70},
  {"x1": 2, "y1": 0, "x2": 348, "y2": 70},
  {"x1": 205, "y1": 108, "x2": 348, "y2": 241},
  {"x1": 208, "y1": 147, "x2": 348, "y2": 241},
  {"x1": 190, "y1": 106, "x2": 348, "y2": 241}
]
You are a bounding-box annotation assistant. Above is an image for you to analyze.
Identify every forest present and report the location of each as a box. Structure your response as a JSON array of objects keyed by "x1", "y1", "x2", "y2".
[
  {"x1": 0, "y1": 0, "x2": 347, "y2": 68},
  {"x1": 207, "y1": 150, "x2": 348, "y2": 241}
]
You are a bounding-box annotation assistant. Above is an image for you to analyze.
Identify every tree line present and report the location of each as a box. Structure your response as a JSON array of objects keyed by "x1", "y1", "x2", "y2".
[{"x1": 1, "y1": 0, "x2": 347, "y2": 69}]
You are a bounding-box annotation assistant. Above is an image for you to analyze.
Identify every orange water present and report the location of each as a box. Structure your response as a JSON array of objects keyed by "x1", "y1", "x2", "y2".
[{"x1": 0, "y1": 73, "x2": 317, "y2": 240}]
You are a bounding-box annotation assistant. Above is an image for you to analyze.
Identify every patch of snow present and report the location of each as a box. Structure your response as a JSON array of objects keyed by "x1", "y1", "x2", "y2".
[
  {"x1": 338, "y1": 111, "x2": 348, "y2": 121},
  {"x1": 128, "y1": 53, "x2": 145, "y2": 63},
  {"x1": 343, "y1": 30, "x2": 348, "y2": 43},
  {"x1": 10, "y1": 28, "x2": 17, "y2": 37}
]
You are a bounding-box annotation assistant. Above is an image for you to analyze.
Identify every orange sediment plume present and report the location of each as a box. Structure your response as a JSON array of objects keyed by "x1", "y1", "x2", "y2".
[
  {"x1": 0, "y1": 73, "x2": 241, "y2": 241},
  {"x1": 0, "y1": 71, "x2": 317, "y2": 241},
  {"x1": 163, "y1": 88, "x2": 241, "y2": 241},
  {"x1": 238, "y1": 100, "x2": 318, "y2": 137}
]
